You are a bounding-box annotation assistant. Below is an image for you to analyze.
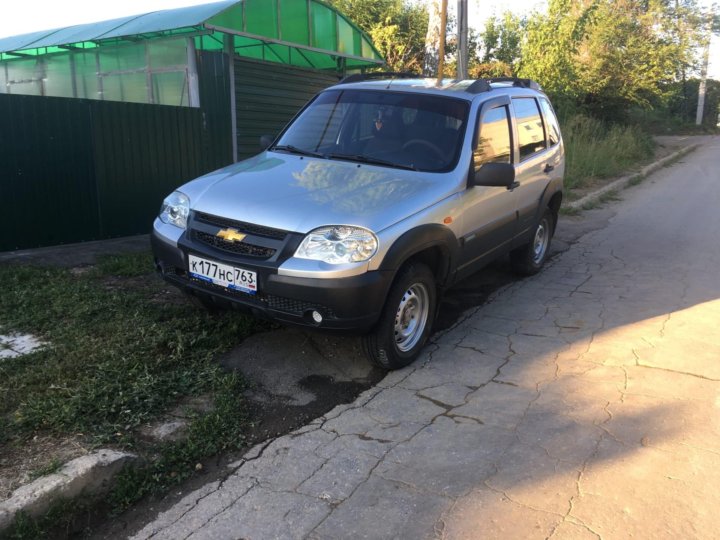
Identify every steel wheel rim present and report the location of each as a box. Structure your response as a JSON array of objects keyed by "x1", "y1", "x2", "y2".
[
  {"x1": 394, "y1": 283, "x2": 430, "y2": 352},
  {"x1": 532, "y1": 218, "x2": 550, "y2": 264}
]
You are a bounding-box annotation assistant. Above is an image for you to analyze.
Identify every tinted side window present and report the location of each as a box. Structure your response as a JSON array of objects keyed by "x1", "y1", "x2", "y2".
[
  {"x1": 512, "y1": 98, "x2": 546, "y2": 160},
  {"x1": 539, "y1": 98, "x2": 561, "y2": 146},
  {"x1": 475, "y1": 105, "x2": 512, "y2": 170}
]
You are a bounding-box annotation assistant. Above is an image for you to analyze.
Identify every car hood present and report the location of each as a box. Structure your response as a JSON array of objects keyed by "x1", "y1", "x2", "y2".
[{"x1": 180, "y1": 152, "x2": 460, "y2": 233}]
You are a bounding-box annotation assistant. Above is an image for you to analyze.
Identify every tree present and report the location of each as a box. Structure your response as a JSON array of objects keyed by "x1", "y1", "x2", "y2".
[
  {"x1": 327, "y1": 0, "x2": 428, "y2": 72},
  {"x1": 424, "y1": 0, "x2": 443, "y2": 75},
  {"x1": 518, "y1": 0, "x2": 708, "y2": 119},
  {"x1": 517, "y1": 0, "x2": 594, "y2": 97},
  {"x1": 478, "y1": 11, "x2": 524, "y2": 68}
]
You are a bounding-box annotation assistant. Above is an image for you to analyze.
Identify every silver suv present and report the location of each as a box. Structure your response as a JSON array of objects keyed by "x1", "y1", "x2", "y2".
[{"x1": 152, "y1": 75, "x2": 564, "y2": 369}]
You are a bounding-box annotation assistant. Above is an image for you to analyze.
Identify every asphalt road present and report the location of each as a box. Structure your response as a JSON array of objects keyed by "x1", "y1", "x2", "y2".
[{"x1": 128, "y1": 135, "x2": 720, "y2": 539}]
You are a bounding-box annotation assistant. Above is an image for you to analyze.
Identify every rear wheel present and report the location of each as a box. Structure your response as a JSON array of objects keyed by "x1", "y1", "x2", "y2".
[
  {"x1": 362, "y1": 263, "x2": 436, "y2": 370},
  {"x1": 510, "y1": 209, "x2": 554, "y2": 275}
]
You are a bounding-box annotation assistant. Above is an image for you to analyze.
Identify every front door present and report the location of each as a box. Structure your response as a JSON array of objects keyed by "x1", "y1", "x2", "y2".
[{"x1": 457, "y1": 97, "x2": 518, "y2": 276}]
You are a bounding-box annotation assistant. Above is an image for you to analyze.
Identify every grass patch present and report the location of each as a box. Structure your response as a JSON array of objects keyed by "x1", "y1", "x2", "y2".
[
  {"x1": 562, "y1": 115, "x2": 656, "y2": 191},
  {"x1": 0, "y1": 253, "x2": 261, "y2": 443},
  {"x1": 0, "y1": 252, "x2": 272, "y2": 530},
  {"x1": 93, "y1": 251, "x2": 154, "y2": 278},
  {"x1": 3, "y1": 499, "x2": 92, "y2": 540},
  {"x1": 28, "y1": 458, "x2": 64, "y2": 481}
]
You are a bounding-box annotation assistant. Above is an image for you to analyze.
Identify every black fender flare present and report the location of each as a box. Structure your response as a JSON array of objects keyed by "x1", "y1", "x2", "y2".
[
  {"x1": 379, "y1": 224, "x2": 461, "y2": 287},
  {"x1": 533, "y1": 180, "x2": 563, "y2": 228}
]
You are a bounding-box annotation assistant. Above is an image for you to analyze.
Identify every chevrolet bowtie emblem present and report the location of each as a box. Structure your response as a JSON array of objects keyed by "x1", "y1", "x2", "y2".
[{"x1": 216, "y1": 228, "x2": 246, "y2": 243}]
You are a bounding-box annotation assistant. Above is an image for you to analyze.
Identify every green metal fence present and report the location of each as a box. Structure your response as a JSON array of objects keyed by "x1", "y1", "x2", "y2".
[{"x1": 0, "y1": 92, "x2": 230, "y2": 251}]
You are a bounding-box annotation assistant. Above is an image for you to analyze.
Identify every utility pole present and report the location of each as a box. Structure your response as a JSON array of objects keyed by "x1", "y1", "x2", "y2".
[
  {"x1": 696, "y1": 11, "x2": 713, "y2": 125},
  {"x1": 457, "y1": 0, "x2": 469, "y2": 79},
  {"x1": 437, "y1": 0, "x2": 448, "y2": 84}
]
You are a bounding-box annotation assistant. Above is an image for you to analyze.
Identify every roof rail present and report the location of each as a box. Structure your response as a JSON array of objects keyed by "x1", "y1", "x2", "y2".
[
  {"x1": 487, "y1": 77, "x2": 541, "y2": 90},
  {"x1": 339, "y1": 72, "x2": 419, "y2": 84},
  {"x1": 466, "y1": 80, "x2": 491, "y2": 93},
  {"x1": 466, "y1": 77, "x2": 541, "y2": 94}
]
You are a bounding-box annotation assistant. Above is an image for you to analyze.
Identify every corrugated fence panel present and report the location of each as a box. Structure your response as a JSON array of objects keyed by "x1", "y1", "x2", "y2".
[
  {"x1": 0, "y1": 94, "x2": 100, "y2": 251},
  {"x1": 0, "y1": 91, "x2": 232, "y2": 251},
  {"x1": 234, "y1": 57, "x2": 339, "y2": 158},
  {"x1": 91, "y1": 100, "x2": 210, "y2": 238},
  {"x1": 0, "y1": 55, "x2": 342, "y2": 250},
  {"x1": 199, "y1": 51, "x2": 233, "y2": 170}
]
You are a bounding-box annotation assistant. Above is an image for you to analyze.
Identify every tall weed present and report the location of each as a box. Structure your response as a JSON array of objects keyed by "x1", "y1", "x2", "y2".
[{"x1": 561, "y1": 115, "x2": 655, "y2": 190}]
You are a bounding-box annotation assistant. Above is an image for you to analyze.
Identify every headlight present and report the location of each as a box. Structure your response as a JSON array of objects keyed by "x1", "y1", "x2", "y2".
[
  {"x1": 159, "y1": 191, "x2": 190, "y2": 229},
  {"x1": 295, "y1": 226, "x2": 378, "y2": 264}
]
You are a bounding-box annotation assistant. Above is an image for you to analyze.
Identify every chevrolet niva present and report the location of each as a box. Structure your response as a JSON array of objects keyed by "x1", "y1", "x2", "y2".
[{"x1": 152, "y1": 75, "x2": 564, "y2": 369}]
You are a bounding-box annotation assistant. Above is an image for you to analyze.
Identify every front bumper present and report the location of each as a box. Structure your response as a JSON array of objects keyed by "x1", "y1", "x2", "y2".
[{"x1": 151, "y1": 220, "x2": 392, "y2": 332}]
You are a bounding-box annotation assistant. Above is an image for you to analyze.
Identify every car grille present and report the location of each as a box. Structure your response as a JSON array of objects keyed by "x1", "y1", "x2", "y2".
[
  {"x1": 194, "y1": 212, "x2": 287, "y2": 240},
  {"x1": 193, "y1": 231, "x2": 276, "y2": 259},
  {"x1": 266, "y1": 295, "x2": 336, "y2": 318}
]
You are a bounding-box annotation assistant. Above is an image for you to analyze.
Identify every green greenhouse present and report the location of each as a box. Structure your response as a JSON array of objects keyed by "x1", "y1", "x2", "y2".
[{"x1": 0, "y1": 0, "x2": 384, "y2": 250}]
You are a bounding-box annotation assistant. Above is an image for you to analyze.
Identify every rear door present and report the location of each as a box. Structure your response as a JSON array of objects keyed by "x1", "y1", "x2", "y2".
[
  {"x1": 510, "y1": 96, "x2": 562, "y2": 242},
  {"x1": 457, "y1": 96, "x2": 518, "y2": 275}
]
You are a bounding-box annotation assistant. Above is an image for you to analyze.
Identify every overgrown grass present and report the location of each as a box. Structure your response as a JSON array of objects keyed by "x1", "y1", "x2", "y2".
[
  {"x1": 0, "y1": 252, "x2": 261, "y2": 444},
  {"x1": 628, "y1": 107, "x2": 720, "y2": 135},
  {"x1": 561, "y1": 114, "x2": 656, "y2": 191},
  {"x1": 0, "y1": 252, "x2": 271, "y2": 535}
]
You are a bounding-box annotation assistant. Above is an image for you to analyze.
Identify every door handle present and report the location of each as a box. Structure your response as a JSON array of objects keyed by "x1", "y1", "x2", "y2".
[{"x1": 543, "y1": 163, "x2": 555, "y2": 174}]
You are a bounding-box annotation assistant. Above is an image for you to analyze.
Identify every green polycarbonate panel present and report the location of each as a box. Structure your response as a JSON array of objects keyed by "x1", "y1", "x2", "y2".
[
  {"x1": 98, "y1": 43, "x2": 145, "y2": 72},
  {"x1": 74, "y1": 51, "x2": 99, "y2": 99},
  {"x1": 152, "y1": 71, "x2": 189, "y2": 106},
  {"x1": 207, "y1": 3, "x2": 243, "y2": 32},
  {"x1": 279, "y1": 0, "x2": 309, "y2": 45},
  {"x1": 5, "y1": 58, "x2": 42, "y2": 95},
  {"x1": 311, "y1": 2, "x2": 337, "y2": 52},
  {"x1": 300, "y1": 49, "x2": 336, "y2": 69},
  {"x1": 148, "y1": 39, "x2": 187, "y2": 68},
  {"x1": 44, "y1": 54, "x2": 75, "y2": 98},
  {"x1": 362, "y1": 38, "x2": 373, "y2": 60},
  {"x1": 0, "y1": 0, "x2": 382, "y2": 76},
  {"x1": 196, "y1": 34, "x2": 224, "y2": 51},
  {"x1": 337, "y1": 16, "x2": 354, "y2": 55},
  {"x1": 245, "y1": 0, "x2": 278, "y2": 39},
  {"x1": 266, "y1": 43, "x2": 290, "y2": 64},
  {"x1": 232, "y1": 35, "x2": 264, "y2": 60},
  {"x1": 0, "y1": 1, "x2": 233, "y2": 52},
  {"x1": 101, "y1": 72, "x2": 148, "y2": 103}
]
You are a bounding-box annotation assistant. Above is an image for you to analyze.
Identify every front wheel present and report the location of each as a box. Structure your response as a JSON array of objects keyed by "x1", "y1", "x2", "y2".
[
  {"x1": 510, "y1": 209, "x2": 554, "y2": 275},
  {"x1": 362, "y1": 263, "x2": 437, "y2": 370}
]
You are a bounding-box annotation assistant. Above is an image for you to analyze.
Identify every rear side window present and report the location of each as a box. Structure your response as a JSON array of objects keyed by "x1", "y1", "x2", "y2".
[
  {"x1": 475, "y1": 105, "x2": 512, "y2": 170},
  {"x1": 539, "y1": 98, "x2": 561, "y2": 146},
  {"x1": 512, "y1": 98, "x2": 546, "y2": 160}
]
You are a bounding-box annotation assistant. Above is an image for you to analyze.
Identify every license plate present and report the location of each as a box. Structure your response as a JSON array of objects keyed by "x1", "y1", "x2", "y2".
[{"x1": 188, "y1": 254, "x2": 257, "y2": 295}]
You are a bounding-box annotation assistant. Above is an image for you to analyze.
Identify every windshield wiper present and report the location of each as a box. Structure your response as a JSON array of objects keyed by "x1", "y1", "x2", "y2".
[
  {"x1": 325, "y1": 153, "x2": 418, "y2": 171},
  {"x1": 271, "y1": 145, "x2": 325, "y2": 159}
]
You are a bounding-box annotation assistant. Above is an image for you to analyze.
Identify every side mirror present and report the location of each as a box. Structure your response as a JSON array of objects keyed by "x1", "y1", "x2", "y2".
[
  {"x1": 259, "y1": 135, "x2": 274, "y2": 150},
  {"x1": 471, "y1": 162, "x2": 517, "y2": 189}
]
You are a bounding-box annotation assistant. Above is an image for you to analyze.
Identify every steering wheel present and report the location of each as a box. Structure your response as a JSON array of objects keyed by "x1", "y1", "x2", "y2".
[{"x1": 402, "y1": 139, "x2": 445, "y2": 161}]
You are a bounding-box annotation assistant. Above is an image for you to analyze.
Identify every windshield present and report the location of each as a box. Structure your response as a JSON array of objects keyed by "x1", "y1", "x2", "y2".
[{"x1": 274, "y1": 89, "x2": 470, "y2": 172}]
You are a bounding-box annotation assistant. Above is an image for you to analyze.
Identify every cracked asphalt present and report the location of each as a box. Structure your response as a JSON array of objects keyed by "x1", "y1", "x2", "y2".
[{"x1": 130, "y1": 136, "x2": 720, "y2": 540}]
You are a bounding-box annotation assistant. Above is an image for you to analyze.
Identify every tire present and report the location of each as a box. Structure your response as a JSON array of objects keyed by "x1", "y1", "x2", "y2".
[
  {"x1": 362, "y1": 263, "x2": 437, "y2": 370},
  {"x1": 510, "y1": 209, "x2": 554, "y2": 276}
]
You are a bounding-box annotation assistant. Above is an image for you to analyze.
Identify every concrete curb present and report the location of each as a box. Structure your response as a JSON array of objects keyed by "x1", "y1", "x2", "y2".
[
  {"x1": 566, "y1": 143, "x2": 701, "y2": 211},
  {"x1": 0, "y1": 449, "x2": 137, "y2": 533}
]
